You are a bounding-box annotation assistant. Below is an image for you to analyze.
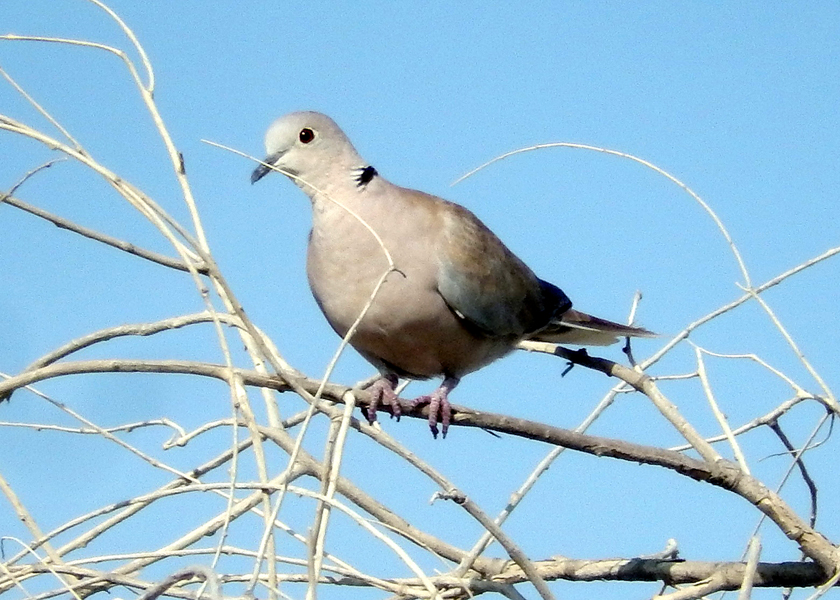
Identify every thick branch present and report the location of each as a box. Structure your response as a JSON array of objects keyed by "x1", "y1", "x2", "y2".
[
  {"x1": 499, "y1": 557, "x2": 830, "y2": 590},
  {"x1": 1, "y1": 358, "x2": 837, "y2": 576},
  {"x1": 2, "y1": 557, "x2": 832, "y2": 596}
]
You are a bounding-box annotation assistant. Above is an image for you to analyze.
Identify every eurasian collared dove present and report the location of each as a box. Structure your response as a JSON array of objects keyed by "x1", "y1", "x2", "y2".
[{"x1": 251, "y1": 111, "x2": 653, "y2": 437}]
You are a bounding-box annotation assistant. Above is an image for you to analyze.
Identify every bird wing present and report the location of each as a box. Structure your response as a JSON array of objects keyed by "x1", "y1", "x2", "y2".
[{"x1": 435, "y1": 200, "x2": 570, "y2": 338}]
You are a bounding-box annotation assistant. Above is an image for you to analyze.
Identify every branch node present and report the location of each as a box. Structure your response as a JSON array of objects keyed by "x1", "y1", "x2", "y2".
[{"x1": 430, "y1": 488, "x2": 467, "y2": 505}]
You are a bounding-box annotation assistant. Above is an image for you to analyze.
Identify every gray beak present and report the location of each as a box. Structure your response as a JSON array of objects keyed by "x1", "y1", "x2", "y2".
[
  {"x1": 250, "y1": 150, "x2": 285, "y2": 184},
  {"x1": 250, "y1": 162, "x2": 272, "y2": 184}
]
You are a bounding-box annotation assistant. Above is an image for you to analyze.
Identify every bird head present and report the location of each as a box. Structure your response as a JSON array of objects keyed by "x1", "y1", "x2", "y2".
[{"x1": 250, "y1": 111, "x2": 365, "y2": 191}]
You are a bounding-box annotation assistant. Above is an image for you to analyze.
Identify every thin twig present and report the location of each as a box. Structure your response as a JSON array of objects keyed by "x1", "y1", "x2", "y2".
[
  {"x1": 1, "y1": 194, "x2": 208, "y2": 274},
  {"x1": 768, "y1": 420, "x2": 819, "y2": 528},
  {"x1": 738, "y1": 536, "x2": 762, "y2": 600},
  {"x1": 452, "y1": 142, "x2": 751, "y2": 285},
  {"x1": 694, "y1": 347, "x2": 750, "y2": 473}
]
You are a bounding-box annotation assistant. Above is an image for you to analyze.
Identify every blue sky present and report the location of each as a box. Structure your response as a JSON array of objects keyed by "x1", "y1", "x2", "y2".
[{"x1": 1, "y1": 3, "x2": 839, "y2": 599}]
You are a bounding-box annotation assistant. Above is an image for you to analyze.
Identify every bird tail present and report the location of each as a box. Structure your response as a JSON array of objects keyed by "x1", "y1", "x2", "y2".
[{"x1": 529, "y1": 309, "x2": 657, "y2": 346}]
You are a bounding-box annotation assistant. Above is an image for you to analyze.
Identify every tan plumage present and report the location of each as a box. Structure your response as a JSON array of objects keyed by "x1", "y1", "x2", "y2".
[{"x1": 251, "y1": 111, "x2": 653, "y2": 437}]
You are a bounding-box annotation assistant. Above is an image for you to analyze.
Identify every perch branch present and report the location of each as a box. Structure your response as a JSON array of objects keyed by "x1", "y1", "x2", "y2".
[{"x1": 1, "y1": 357, "x2": 836, "y2": 574}]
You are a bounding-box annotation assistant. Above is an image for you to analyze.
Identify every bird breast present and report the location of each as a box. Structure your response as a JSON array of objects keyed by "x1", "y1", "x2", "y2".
[{"x1": 305, "y1": 185, "x2": 511, "y2": 378}]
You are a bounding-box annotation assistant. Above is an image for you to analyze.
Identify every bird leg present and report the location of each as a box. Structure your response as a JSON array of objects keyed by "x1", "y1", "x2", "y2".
[
  {"x1": 364, "y1": 373, "x2": 401, "y2": 424},
  {"x1": 411, "y1": 377, "x2": 460, "y2": 439}
]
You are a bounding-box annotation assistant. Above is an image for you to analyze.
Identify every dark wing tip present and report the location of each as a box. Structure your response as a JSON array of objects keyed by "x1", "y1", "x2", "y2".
[{"x1": 538, "y1": 278, "x2": 573, "y2": 316}]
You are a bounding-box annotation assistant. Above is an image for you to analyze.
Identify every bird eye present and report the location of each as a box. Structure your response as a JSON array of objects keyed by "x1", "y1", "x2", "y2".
[{"x1": 299, "y1": 128, "x2": 315, "y2": 144}]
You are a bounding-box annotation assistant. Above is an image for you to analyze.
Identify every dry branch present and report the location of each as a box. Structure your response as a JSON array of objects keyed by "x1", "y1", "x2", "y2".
[
  {"x1": 1, "y1": 355, "x2": 837, "y2": 582},
  {"x1": 2, "y1": 5, "x2": 839, "y2": 599}
]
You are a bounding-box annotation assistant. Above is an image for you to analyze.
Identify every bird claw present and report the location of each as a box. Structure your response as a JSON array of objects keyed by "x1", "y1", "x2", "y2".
[
  {"x1": 410, "y1": 392, "x2": 451, "y2": 439},
  {"x1": 366, "y1": 376, "x2": 460, "y2": 438},
  {"x1": 410, "y1": 377, "x2": 459, "y2": 439},
  {"x1": 365, "y1": 374, "x2": 401, "y2": 424}
]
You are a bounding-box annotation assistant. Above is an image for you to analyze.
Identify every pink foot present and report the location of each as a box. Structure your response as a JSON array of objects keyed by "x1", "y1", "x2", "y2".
[
  {"x1": 364, "y1": 374, "x2": 401, "y2": 424},
  {"x1": 411, "y1": 377, "x2": 459, "y2": 438}
]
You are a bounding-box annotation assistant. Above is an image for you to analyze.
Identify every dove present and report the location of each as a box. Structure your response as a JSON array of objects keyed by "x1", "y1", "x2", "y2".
[{"x1": 251, "y1": 111, "x2": 653, "y2": 437}]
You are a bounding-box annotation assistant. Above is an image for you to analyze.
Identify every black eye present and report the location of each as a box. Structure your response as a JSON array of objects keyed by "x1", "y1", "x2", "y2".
[{"x1": 299, "y1": 128, "x2": 315, "y2": 144}]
